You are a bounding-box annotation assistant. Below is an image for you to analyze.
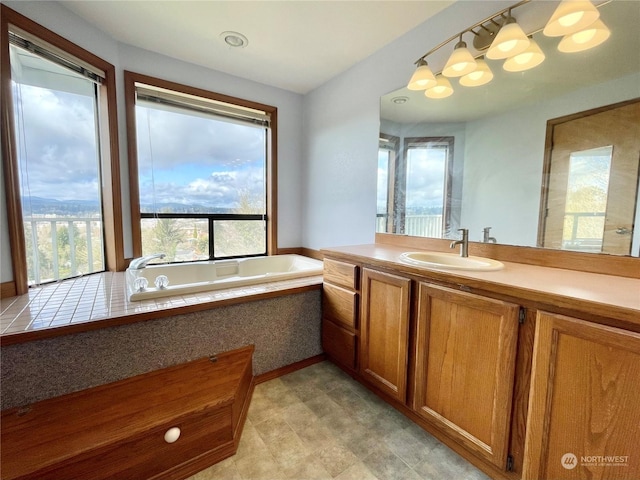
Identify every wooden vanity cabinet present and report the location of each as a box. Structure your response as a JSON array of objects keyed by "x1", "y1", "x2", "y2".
[
  {"x1": 412, "y1": 283, "x2": 521, "y2": 470},
  {"x1": 359, "y1": 268, "x2": 411, "y2": 403},
  {"x1": 322, "y1": 258, "x2": 359, "y2": 371},
  {"x1": 523, "y1": 312, "x2": 640, "y2": 480}
]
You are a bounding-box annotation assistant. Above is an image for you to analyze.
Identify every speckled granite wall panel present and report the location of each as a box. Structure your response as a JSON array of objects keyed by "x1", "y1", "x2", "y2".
[{"x1": 1, "y1": 290, "x2": 321, "y2": 410}]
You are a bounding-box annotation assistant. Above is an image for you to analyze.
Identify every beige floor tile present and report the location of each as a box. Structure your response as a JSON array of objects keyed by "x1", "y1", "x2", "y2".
[
  {"x1": 234, "y1": 452, "x2": 282, "y2": 480},
  {"x1": 334, "y1": 461, "x2": 380, "y2": 480},
  {"x1": 281, "y1": 454, "x2": 333, "y2": 480},
  {"x1": 362, "y1": 445, "x2": 412, "y2": 480},
  {"x1": 266, "y1": 429, "x2": 311, "y2": 470},
  {"x1": 236, "y1": 421, "x2": 271, "y2": 460},
  {"x1": 316, "y1": 440, "x2": 360, "y2": 477},
  {"x1": 254, "y1": 412, "x2": 296, "y2": 444},
  {"x1": 189, "y1": 456, "x2": 241, "y2": 480}
]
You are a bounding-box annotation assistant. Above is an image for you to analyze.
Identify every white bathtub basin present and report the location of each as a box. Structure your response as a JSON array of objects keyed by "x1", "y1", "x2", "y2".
[
  {"x1": 126, "y1": 254, "x2": 323, "y2": 301},
  {"x1": 399, "y1": 251, "x2": 504, "y2": 271}
]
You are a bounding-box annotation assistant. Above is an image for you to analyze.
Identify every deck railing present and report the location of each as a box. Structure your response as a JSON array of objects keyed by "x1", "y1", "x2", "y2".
[
  {"x1": 23, "y1": 216, "x2": 104, "y2": 285},
  {"x1": 376, "y1": 214, "x2": 443, "y2": 238}
]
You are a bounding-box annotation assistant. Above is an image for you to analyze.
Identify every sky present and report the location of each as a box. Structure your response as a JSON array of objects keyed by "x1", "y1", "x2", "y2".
[
  {"x1": 377, "y1": 144, "x2": 447, "y2": 215},
  {"x1": 12, "y1": 69, "x2": 266, "y2": 215},
  {"x1": 13, "y1": 83, "x2": 102, "y2": 206},
  {"x1": 135, "y1": 105, "x2": 266, "y2": 212}
]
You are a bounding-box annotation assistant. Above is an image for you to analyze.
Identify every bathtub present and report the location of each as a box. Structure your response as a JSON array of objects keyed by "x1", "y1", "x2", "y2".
[{"x1": 126, "y1": 254, "x2": 323, "y2": 301}]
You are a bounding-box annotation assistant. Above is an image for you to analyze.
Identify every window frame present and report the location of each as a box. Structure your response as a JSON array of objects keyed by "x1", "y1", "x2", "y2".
[
  {"x1": 1, "y1": 5, "x2": 125, "y2": 296},
  {"x1": 124, "y1": 71, "x2": 278, "y2": 260}
]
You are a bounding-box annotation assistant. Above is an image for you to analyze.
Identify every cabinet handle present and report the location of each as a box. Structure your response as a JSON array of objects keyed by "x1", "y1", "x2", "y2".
[{"x1": 164, "y1": 427, "x2": 181, "y2": 444}]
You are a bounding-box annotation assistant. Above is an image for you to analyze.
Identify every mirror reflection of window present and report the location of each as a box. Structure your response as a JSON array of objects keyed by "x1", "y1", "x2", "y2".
[
  {"x1": 562, "y1": 146, "x2": 613, "y2": 252},
  {"x1": 377, "y1": 134, "x2": 398, "y2": 233},
  {"x1": 402, "y1": 138, "x2": 453, "y2": 237}
]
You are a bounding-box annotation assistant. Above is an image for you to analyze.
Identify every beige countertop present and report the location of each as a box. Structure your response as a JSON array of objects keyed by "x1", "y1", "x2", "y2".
[{"x1": 322, "y1": 244, "x2": 640, "y2": 330}]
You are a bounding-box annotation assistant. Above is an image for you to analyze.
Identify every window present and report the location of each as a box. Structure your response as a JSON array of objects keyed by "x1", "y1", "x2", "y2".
[
  {"x1": 401, "y1": 137, "x2": 454, "y2": 237},
  {"x1": 1, "y1": 6, "x2": 123, "y2": 293},
  {"x1": 377, "y1": 134, "x2": 398, "y2": 233},
  {"x1": 125, "y1": 72, "x2": 277, "y2": 262}
]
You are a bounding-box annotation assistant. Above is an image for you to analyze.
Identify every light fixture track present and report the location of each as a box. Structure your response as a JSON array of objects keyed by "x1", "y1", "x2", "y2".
[{"x1": 414, "y1": 0, "x2": 530, "y2": 65}]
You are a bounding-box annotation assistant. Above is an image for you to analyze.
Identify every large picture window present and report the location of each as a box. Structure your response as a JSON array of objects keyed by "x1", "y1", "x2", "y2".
[
  {"x1": 1, "y1": 5, "x2": 123, "y2": 294},
  {"x1": 125, "y1": 72, "x2": 277, "y2": 263}
]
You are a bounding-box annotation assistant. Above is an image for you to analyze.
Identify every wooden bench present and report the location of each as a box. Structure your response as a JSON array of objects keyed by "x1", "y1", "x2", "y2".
[{"x1": 1, "y1": 345, "x2": 254, "y2": 480}]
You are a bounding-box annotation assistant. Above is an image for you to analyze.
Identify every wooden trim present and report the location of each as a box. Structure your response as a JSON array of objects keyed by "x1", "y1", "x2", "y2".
[
  {"x1": 0, "y1": 5, "x2": 125, "y2": 293},
  {"x1": 267, "y1": 108, "x2": 278, "y2": 255},
  {"x1": 99, "y1": 65, "x2": 125, "y2": 271},
  {"x1": 123, "y1": 71, "x2": 279, "y2": 258},
  {"x1": 375, "y1": 232, "x2": 640, "y2": 279},
  {"x1": 379, "y1": 133, "x2": 399, "y2": 233},
  {"x1": 0, "y1": 280, "x2": 17, "y2": 299},
  {"x1": 124, "y1": 71, "x2": 143, "y2": 258},
  {"x1": 276, "y1": 247, "x2": 303, "y2": 255},
  {"x1": 255, "y1": 353, "x2": 326, "y2": 384},
  {"x1": 1, "y1": 5, "x2": 28, "y2": 295}
]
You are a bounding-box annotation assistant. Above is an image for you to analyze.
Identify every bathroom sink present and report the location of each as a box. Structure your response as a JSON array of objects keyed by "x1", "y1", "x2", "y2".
[{"x1": 399, "y1": 251, "x2": 504, "y2": 271}]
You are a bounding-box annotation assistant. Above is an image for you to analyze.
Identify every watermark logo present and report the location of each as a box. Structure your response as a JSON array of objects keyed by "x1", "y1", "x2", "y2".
[
  {"x1": 561, "y1": 453, "x2": 578, "y2": 470},
  {"x1": 561, "y1": 452, "x2": 629, "y2": 469}
]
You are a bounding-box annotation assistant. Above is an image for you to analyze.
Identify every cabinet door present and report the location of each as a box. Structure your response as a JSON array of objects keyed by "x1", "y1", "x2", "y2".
[
  {"x1": 413, "y1": 283, "x2": 519, "y2": 469},
  {"x1": 523, "y1": 312, "x2": 640, "y2": 480},
  {"x1": 360, "y1": 268, "x2": 411, "y2": 403}
]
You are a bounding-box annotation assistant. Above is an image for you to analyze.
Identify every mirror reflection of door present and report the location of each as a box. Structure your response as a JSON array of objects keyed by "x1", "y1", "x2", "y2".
[{"x1": 540, "y1": 99, "x2": 640, "y2": 255}]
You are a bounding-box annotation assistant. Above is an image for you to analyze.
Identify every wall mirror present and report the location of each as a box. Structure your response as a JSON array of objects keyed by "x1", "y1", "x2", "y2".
[{"x1": 378, "y1": 0, "x2": 640, "y2": 257}]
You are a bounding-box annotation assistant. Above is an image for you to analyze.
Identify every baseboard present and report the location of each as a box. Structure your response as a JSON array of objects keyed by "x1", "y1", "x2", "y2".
[
  {"x1": 255, "y1": 353, "x2": 326, "y2": 384},
  {"x1": 1, "y1": 281, "x2": 17, "y2": 299}
]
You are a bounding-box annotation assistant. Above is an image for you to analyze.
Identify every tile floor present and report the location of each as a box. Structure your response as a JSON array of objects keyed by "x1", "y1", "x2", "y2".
[{"x1": 189, "y1": 361, "x2": 491, "y2": 480}]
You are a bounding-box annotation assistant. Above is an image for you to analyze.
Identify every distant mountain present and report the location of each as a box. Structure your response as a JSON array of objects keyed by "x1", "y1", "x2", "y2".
[
  {"x1": 21, "y1": 196, "x2": 101, "y2": 216},
  {"x1": 20, "y1": 196, "x2": 235, "y2": 216}
]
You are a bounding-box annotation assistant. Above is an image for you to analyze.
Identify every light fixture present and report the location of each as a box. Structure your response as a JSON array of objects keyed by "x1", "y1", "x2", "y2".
[
  {"x1": 486, "y1": 12, "x2": 530, "y2": 60},
  {"x1": 408, "y1": 0, "x2": 611, "y2": 100},
  {"x1": 391, "y1": 96, "x2": 409, "y2": 104},
  {"x1": 442, "y1": 36, "x2": 477, "y2": 77},
  {"x1": 503, "y1": 38, "x2": 545, "y2": 72},
  {"x1": 558, "y1": 19, "x2": 610, "y2": 52},
  {"x1": 407, "y1": 59, "x2": 437, "y2": 90},
  {"x1": 220, "y1": 31, "x2": 248, "y2": 48},
  {"x1": 425, "y1": 76, "x2": 453, "y2": 99},
  {"x1": 460, "y1": 57, "x2": 493, "y2": 87},
  {"x1": 544, "y1": 0, "x2": 600, "y2": 37}
]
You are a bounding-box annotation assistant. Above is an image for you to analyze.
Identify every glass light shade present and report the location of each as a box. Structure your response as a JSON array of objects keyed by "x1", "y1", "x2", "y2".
[
  {"x1": 486, "y1": 20, "x2": 531, "y2": 60},
  {"x1": 543, "y1": 0, "x2": 600, "y2": 37},
  {"x1": 407, "y1": 61, "x2": 437, "y2": 90},
  {"x1": 442, "y1": 42, "x2": 477, "y2": 77},
  {"x1": 460, "y1": 58, "x2": 494, "y2": 87},
  {"x1": 425, "y1": 76, "x2": 453, "y2": 99},
  {"x1": 558, "y1": 19, "x2": 610, "y2": 52},
  {"x1": 503, "y1": 39, "x2": 546, "y2": 72}
]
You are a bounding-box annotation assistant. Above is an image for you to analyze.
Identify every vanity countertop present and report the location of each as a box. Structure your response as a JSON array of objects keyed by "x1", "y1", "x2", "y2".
[{"x1": 321, "y1": 243, "x2": 640, "y2": 330}]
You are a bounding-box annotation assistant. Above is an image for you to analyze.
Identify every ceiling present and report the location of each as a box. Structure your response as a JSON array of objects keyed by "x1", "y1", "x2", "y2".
[{"x1": 60, "y1": 0, "x2": 455, "y2": 94}]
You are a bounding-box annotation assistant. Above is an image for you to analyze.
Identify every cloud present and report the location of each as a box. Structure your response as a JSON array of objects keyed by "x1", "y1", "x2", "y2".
[
  {"x1": 13, "y1": 83, "x2": 100, "y2": 202},
  {"x1": 135, "y1": 105, "x2": 265, "y2": 170}
]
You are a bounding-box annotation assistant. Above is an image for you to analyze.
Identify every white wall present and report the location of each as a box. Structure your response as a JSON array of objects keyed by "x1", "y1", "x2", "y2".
[
  {"x1": 300, "y1": 1, "x2": 513, "y2": 250},
  {"x1": 0, "y1": 0, "x2": 304, "y2": 282}
]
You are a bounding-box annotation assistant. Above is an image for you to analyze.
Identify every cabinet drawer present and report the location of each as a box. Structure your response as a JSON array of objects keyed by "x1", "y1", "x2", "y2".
[
  {"x1": 30, "y1": 406, "x2": 234, "y2": 480},
  {"x1": 322, "y1": 319, "x2": 356, "y2": 370},
  {"x1": 323, "y1": 282, "x2": 357, "y2": 329},
  {"x1": 324, "y1": 258, "x2": 358, "y2": 290}
]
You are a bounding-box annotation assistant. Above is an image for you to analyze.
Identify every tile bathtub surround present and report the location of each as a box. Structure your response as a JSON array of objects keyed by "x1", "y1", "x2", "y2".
[
  {"x1": 189, "y1": 361, "x2": 491, "y2": 480},
  {"x1": 0, "y1": 272, "x2": 322, "y2": 339},
  {"x1": 1, "y1": 290, "x2": 322, "y2": 410}
]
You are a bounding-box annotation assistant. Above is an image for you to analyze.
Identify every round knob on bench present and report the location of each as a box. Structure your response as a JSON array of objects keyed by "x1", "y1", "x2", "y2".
[{"x1": 164, "y1": 427, "x2": 181, "y2": 444}]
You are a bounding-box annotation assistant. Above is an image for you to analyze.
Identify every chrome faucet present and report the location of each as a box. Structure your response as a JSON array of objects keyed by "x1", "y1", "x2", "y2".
[
  {"x1": 129, "y1": 253, "x2": 166, "y2": 270},
  {"x1": 482, "y1": 227, "x2": 497, "y2": 244},
  {"x1": 450, "y1": 229, "x2": 469, "y2": 257}
]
